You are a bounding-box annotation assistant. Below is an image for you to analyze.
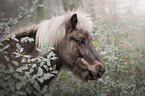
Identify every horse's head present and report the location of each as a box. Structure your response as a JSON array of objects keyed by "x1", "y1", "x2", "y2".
[{"x1": 56, "y1": 13, "x2": 105, "y2": 80}]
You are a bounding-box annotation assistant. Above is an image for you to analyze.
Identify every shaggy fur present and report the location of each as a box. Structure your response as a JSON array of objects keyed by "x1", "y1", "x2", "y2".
[
  {"x1": 1, "y1": 10, "x2": 105, "y2": 90},
  {"x1": 36, "y1": 10, "x2": 93, "y2": 49}
]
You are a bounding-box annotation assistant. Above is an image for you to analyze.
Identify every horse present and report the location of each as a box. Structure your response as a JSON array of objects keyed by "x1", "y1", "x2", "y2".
[{"x1": 0, "y1": 10, "x2": 105, "y2": 89}]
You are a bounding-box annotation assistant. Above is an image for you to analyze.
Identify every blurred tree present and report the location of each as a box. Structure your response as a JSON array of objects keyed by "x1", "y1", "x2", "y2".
[
  {"x1": 36, "y1": 0, "x2": 44, "y2": 23},
  {"x1": 62, "y1": 0, "x2": 81, "y2": 11},
  {"x1": 43, "y1": 0, "x2": 64, "y2": 19}
]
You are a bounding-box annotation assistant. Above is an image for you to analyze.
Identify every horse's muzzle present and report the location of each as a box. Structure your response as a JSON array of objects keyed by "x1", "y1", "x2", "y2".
[{"x1": 88, "y1": 64, "x2": 105, "y2": 80}]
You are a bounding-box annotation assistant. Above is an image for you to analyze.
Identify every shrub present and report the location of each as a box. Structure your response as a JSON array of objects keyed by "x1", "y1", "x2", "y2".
[
  {"x1": 0, "y1": 35, "x2": 58, "y2": 96},
  {"x1": 49, "y1": 16, "x2": 145, "y2": 96},
  {"x1": 0, "y1": 0, "x2": 58, "y2": 96},
  {"x1": 0, "y1": 1, "x2": 144, "y2": 95}
]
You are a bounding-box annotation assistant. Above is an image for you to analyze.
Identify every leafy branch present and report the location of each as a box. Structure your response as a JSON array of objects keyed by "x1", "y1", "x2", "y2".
[
  {"x1": 114, "y1": 22, "x2": 145, "y2": 43},
  {"x1": 0, "y1": 0, "x2": 44, "y2": 37}
]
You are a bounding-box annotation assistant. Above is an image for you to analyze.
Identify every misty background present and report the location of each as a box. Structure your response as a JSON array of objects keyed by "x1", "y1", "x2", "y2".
[
  {"x1": 0, "y1": 0, "x2": 145, "y2": 95},
  {"x1": 1, "y1": 0, "x2": 145, "y2": 20},
  {"x1": 0, "y1": 0, "x2": 145, "y2": 48}
]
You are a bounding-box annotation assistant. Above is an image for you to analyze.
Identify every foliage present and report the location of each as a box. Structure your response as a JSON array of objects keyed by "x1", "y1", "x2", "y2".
[
  {"x1": 0, "y1": 0, "x2": 145, "y2": 95},
  {"x1": 48, "y1": 16, "x2": 145, "y2": 96},
  {"x1": 0, "y1": 35, "x2": 58, "y2": 96},
  {"x1": 0, "y1": 0, "x2": 44, "y2": 37},
  {"x1": 0, "y1": 0, "x2": 57, "y2": 96}
]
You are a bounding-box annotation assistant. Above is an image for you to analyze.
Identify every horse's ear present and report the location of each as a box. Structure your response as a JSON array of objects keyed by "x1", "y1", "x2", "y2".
[{"x1": 66, "y1": 13, "x2": 78, "y2": 33}]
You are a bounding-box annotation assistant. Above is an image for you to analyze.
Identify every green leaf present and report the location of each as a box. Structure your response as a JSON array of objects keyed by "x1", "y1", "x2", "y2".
[
  {"x1": 26, "y1": 88, "x2": 32, "y2": 94},
  {"x1": 12, "y1": 61, "x2": 19, "y2": 66},
  {"x1": 4, "y1": 55, "x2": 9, "y2": 61},
  {"x1": 21, "y1": 58, "x2": 26, "y2": 63},
  {"x1": 100, "y1": 51, "x2": 107, "y2": 55},
  {"x1": 33, "y1": 81, "x2": 40, "y2": 91},
  {"x1": 51, "y1": 71, "x2": 58, "y2": 74},
  {"x1": 16, "y1": 43, "x2": 21, "y2": 49},
  {"x1": 16, "y1": 82, "x2": 22, "y2": 90},
  {"x1": 20, "y1": 48, "x2": 24, "y2": 52},
  {"x1": 11, "y1": 35, "x2": 19, "y2": 42},
  {"x1": 0, "y1": 45, "x2": 9, "y2": 52},
  {"x1": 31, "y1": 58, "x2": 37, "y2": 62},
  {"x1": 37, "y1": 78, "x2": 44, "y2": 83},
  {"x1": 37, "y1": 67, "x2": 43, "y2": 77},
  {"x1": 41, "y1": 85, "x2": 48, "y2": 94},
  {"x1": 32, "y1": 64, "x2": 37, "y2": 68},
  {"x1": 16, "y1": 65, "x2": 28, "y2": 73},
  {"x1": 43, "y1": 73, "x2": 54, "y2": 80}
]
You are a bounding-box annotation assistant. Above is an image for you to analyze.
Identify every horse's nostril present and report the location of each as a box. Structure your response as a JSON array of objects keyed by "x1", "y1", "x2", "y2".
[
  {"x1": 98, "y1": 65, "x2": 105, "y2": 76},
  {"x1": 88, "y1": 65, "x2": 105, "y2": 80},
  {"x1": 88, "y1": 70, "x2": 94, "y2": 79}
]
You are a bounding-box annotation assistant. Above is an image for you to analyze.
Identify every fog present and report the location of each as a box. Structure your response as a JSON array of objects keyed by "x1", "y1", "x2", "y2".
[{"x1": 0, "y1": 0, "x2": 145, "y2": 47}]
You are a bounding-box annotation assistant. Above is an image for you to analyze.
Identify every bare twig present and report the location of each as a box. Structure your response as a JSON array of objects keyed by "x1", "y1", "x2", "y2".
[
  {"x1": 114, "y1": 23, "x2": 145, "y2": 43},
  {"x1": 0, "y1": 4, "x2": 38, "y2": 38}
]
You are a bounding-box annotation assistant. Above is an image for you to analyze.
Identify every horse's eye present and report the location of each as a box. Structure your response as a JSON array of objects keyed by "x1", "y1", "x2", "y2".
[{"x1": 76, "y1": 40, "x2": 84, "y2": 45}]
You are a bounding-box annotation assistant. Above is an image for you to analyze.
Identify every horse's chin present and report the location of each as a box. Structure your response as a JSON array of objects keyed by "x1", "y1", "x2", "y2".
[
  {"x1": 73, "y1": 71, "x2": 96, "y2": 81},
  {"x1": 87, "y1": 75, "x2": 99, "y2": 80},
  {"x1": 67, "y1": 63, "x2": 102, "y2": 81},
  {"x1": 79, "y1": 71, "x2": 102, "y2": 81}
]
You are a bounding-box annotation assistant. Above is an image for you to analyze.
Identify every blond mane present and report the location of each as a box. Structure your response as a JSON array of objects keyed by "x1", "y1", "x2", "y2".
[{"x1": 36, "y1": 10, "x2": 93, "y2": 49}]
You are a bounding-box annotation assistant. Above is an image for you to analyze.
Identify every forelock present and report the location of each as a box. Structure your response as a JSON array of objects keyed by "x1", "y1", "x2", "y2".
[{"x1": 36, "y1": 10, "x2": 93, "y2": 50}]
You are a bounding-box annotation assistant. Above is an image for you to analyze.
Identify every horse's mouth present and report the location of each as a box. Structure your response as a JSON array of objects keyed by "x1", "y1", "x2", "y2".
[{"x1": 87, "y1": 70, "x2": 103, "y2": 80}]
